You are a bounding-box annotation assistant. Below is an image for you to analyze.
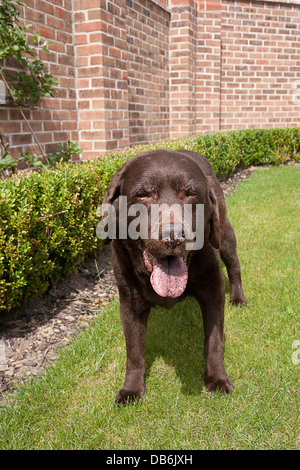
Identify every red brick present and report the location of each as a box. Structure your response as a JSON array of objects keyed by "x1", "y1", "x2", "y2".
[
  {"x1": 76, "y1": 21, "x2": 103, "y2": 33},
  {"x1": 36, "y1": 0, "x2": 55, "y2": 15},
  {"x1": 77, "y1": 44, "x2": 103, "y2": 56},
  {"x1": 46, "y1": 15, "x2": 64, "y2": 30},
  {"x1": 37, "y1": 24, "x2": 56, "y2": 40},
  {"x1": 55, "y1": 7, "x2": 72, "y2": 21},
  {"x1": 74, "y1": 0, "x2": 101, "y2": 10}
]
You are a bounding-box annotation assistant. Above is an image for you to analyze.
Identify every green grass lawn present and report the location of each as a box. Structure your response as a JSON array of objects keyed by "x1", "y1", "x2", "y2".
[{"x1": 0, "y1": 166, "x2": 299, "y2": 450}]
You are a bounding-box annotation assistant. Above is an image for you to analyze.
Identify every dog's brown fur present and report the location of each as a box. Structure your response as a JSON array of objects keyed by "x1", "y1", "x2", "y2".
[{"x1": 103, "y1": 149, "x2": 246, "y2": 404}]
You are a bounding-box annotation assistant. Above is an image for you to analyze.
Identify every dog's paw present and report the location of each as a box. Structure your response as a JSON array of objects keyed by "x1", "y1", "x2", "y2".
[
  {"x1": 229, "y1": 285, "x2": 247, "y2": 307},
  {"x1": 115, "y1": 386, "x2": 146, "y2": 406},
  {"x1": 205, "y1": 374, "x2": 233, "y2": 395},
  {"x1": 229, "y1": 294, "x2": 247, "y2": 307}
]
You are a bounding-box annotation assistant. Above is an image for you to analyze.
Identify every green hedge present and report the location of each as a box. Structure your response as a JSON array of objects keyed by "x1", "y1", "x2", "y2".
[
  {"x1": 1, "y1": 127, "x2": 299, "y2": 312},
  {"x1": 181, "y1": 127, "x2": 300, "y2": 176}
]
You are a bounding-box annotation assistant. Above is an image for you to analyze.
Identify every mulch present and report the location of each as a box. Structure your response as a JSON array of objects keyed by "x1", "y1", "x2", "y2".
[{"x1": 0, "y1": 165, "x2": 257, "y2": 401}]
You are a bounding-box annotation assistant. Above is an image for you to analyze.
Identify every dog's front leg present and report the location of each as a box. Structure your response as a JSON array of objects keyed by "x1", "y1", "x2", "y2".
[
  {"x1": 196, "y1": 271, "x2": 233, "y2": 395},
  {"x1": 115, "y1": 291, "x2": 150, "y2": 405}
]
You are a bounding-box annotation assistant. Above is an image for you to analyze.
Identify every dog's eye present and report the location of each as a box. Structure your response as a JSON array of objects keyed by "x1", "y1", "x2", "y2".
[
  {"x1": 135, "y1": 191, "x2": 150, "y2": 199},
  {"x1": 185, "y1": 190, "x2": 197, "y2": 198}
]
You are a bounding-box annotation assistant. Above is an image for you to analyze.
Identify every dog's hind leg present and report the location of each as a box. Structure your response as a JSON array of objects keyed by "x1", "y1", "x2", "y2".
[{"x1": 220, "y1": 218, "x2": 247, "y2": 306}]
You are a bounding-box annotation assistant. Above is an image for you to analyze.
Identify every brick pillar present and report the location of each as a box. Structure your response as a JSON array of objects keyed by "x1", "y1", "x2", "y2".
[
  {"x1": 74, "y1": 0, "x2": 129, "y2": 159},
  {"x1": 169, "y1": 0, "x2": 198, "y2": 139},
  {"x1": 99, "y1": 0, "x2": 129, "y2": 152},
  {"x1": 170, "y1": 0, "x2": 222, "y2": 137},
  {"x1": 196, "y1": 0, "x2": 222, "y2": 133}
]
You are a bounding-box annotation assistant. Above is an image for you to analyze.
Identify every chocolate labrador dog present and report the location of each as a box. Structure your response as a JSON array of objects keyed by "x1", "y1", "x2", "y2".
[{"x1": 101, "y1": 149, "x2": 246, "y2": 404}]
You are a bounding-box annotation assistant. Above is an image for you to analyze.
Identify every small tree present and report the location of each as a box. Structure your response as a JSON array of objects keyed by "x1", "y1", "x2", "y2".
[
  {"x1": 0, "y1": 1, "x2": 82, "y2": 175},
  {"x1": 0, "y1": 0, "x2": 58, "y2": 107}
]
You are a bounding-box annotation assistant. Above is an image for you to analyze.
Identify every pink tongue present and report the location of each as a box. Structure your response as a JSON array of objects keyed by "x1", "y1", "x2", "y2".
[{"x1": 150, "y1": 256, "x2": 188, "y2": 298}]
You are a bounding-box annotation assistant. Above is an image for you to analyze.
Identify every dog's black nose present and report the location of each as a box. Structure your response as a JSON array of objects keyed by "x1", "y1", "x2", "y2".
[{"x1": 161, "y1": 223, "x2": 185, "y2": 245}]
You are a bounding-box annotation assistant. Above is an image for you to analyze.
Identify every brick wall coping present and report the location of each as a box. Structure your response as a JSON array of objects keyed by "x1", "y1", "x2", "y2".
[
  {"x1": 168, "y1": 0, "x2": 300, "y2": 6},
  {"x1": 151, "y1": 0, "x2": 171, "y2": 13},
  {"x1": 225, "y1": 0, "x2": 300, "y2": 5}
]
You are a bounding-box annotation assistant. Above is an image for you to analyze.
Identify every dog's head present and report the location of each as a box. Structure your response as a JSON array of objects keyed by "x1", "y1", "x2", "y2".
[{"x1": 101, "y1": 150, "x2": 220, "y2": 298}]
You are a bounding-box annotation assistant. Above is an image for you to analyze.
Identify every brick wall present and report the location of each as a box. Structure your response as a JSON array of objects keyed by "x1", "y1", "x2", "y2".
[
  {"x1": 170, "y1": 0, "x2": 300, "y2": 136},
  {"x1": 0, "y1": 0, "x2": 77, "y2": 159},
  {"x1": 170, "y1": 1, "x2": 198, "y2": 137},
  {"x1": 127, "y1": 0, "x2": 170, "y2": 146},
  {"x1": 221, "y1": 0, "x2": 300, "y2": 130},
  {"x1": 196, "y1": 0, "x2": 223, "y2": 133},
  {"x1": 73, "y1": 0, "x2": 129, "y2": 159},
  {"x1": 0, "y1": 0, "x2": 299, "y2": 160}
]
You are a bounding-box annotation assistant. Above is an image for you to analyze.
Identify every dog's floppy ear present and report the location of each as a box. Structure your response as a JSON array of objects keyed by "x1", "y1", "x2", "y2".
[
  {"x1": 101, "y1": 163, "x2": 127, "y2": 245},
  {"x1": 208, "y1": 187, "x2": 221, "y2": 250},
  {"x1": 103, "y1": 165, "x2": 125, "y2": 205}
]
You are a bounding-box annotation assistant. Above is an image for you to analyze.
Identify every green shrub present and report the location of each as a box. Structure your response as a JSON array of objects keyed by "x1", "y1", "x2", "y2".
[
  {"x1": 189, "y1": 127, "x2": 300, "y2": 174},
  {"x1": 230, "y1": 128, "x2": 300, "y2": 167},
  {"x1": 0, "y1": 127, "x2": 299, "y2": 312},
  {"x1": 0, "y1": 0, "x2": 59, "y2": 107},
  {"x1": 0, "y1": 163, "x2": 103, "y2": 310},
  {"x1": 189, "y1": 132, "x2": 240, "y2": 176}
]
